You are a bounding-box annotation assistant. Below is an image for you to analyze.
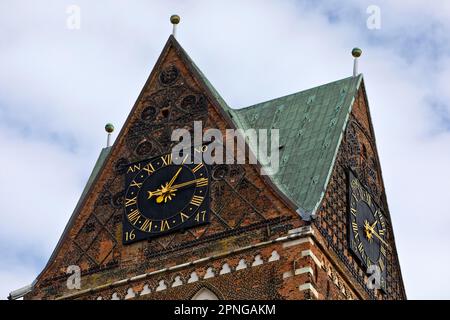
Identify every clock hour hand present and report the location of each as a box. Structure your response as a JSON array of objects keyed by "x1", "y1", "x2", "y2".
[
  {"x1": 166, "y1": 154, "x2": 190, "y2": 189},
  {"x1": 364, "y1": 220, "x2": 390, "y2": 248},
  {"x1": 155, "y1": 155, "x2": 190, "y2": 203}
]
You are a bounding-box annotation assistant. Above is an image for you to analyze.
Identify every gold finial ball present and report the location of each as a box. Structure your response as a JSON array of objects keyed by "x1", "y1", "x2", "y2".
[
  {"x1": 352, "y1": 47, "x2": 362, "y2": 58},
  {"x1": 170, "y1": 14, "x2": 180, "y2": 25},
  {"x1": 105, "y1": 123, "x2": 114, "y2": 133}
]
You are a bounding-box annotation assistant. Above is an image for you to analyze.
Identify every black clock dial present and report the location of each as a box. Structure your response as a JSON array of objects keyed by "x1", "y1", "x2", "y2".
[
  {"x1": 348, "y1": 170, "x2": 388, "y2": 292},
  {"x1": 122, "y1": 146, "x2": 210, "y2": 244},
  {"x1": 137, "y1": 164, "x2": 196, "y2": 220},
  {"x1": 354, "y1": 200, "x2": 381, "y2": 263}
]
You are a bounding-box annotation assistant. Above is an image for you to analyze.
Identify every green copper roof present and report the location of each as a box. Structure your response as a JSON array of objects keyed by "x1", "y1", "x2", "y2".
[
  {"x1": 229, "y1": 75, "x2": 363, "y2": 217},
  {"x1": 175, "y1": 39, "x2": 362, "y2": 217},
  {"x1": 30, "y1": 37, "x2": 364, "y2": 293},
  {"x1": 77, "y1": 147, "x2": 111, "y2": 209},
  {"x1": 78, "y1": 40, "x2": 364, "y2": 224}
]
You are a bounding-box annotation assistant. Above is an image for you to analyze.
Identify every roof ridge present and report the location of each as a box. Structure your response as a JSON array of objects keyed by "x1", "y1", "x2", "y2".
[
  {"x1": 234, "y1": 75, "x2": 358, "y2": 111},
  {"x1": 227, "y1": 74, "x2": 364, "y2": 218}
]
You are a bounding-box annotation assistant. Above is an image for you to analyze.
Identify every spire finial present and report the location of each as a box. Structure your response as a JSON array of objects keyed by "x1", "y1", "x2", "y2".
[
  {"x1": 352, "y1": 48, "x2": 362, "y2": 77},
  {"x1": 170, "y1": 14, "x2": 180, "y2": 38},
  {"x1": 105, "y1": 123, "x2": 114, "y2": 147}
]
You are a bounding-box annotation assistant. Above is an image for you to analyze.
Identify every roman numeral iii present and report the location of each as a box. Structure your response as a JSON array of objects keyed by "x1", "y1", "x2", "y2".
[
  {"x1": 196, "y1": 178, "x2": 208, "y2": 187},
  {"x1": 140, "y1": 219, "x2": 153, "y2": 232},
  {"x1": 190, "y1": 195, "x2": 204, "y2": 206}
]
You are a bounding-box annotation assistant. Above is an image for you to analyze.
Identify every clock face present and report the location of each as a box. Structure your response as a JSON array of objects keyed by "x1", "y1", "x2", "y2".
[
  {"x1": 348, "y1": 171, "x2": 388, "y2": 291},
  {"x1": 122, "y1": 146, "x2": 210, "y2": 245}
]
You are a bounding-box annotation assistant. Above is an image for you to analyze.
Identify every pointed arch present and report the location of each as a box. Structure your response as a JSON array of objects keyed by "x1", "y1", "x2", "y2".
[{"x1": 191, "y1": 287, "x2": 219, "y2": 300}]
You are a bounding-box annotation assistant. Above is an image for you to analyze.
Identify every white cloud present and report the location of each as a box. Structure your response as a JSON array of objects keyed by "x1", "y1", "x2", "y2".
[{"x1": 0, "y1": 0, "x2": 449, "y2": 299}]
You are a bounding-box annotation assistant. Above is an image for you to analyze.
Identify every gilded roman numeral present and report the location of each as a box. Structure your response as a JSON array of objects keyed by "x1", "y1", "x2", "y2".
[
  {"x1": 378, "y1": 229, "x2": 385, "y2": 236},
  {"x1": 196, "y1": 178, "x2": 208, "y2": 187},
  {"x1": 140, "y1": 219, "x2": 152, "y2": 232},
  {"x1": 143, "y1": 163, "x2": 155, "y2": 174},
  {"x1": 160, "y1": 220, "x2": 170, "y2": 231},
  {"x1": 130, "y1": 180, "x2": 142, "y2": 188},
  {"x1": 180, "y1": 212, "x2": 189, "y2": 222},
  {"x1": 358, "y1": 242, "x2": 364, "y2": 253},
  {"x1": 190, "y1": 195, "x2": 204, "y2": 206},
  {"x1": 161, "y1": 154, "x2": 172, "y2": 166},
  {"x1": 192, "y1": 163, "x2": 204, "y2": 173},
  {"x1": 352, "y1": 222, "x2": 359, "y2": 232},
  {"x1": 380, "y1": 217, "x2": 386, "y2": 228},
  {"x1": 350, "y1": 207, "x2": 357, "y2": 216},
  {"x1": 125, "y1": 196, "x2": 137, "y2": 207},
  {"x1": 127, "y1": 164, "x2": 141, "y2": 173},
  {"x1": 127, "y1": 209, "x2": 140, "y2": 225}
]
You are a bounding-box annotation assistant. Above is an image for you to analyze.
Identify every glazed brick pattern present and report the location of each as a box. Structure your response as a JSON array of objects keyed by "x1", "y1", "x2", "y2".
[
  {"x1": 26, "y1": 38, "x2": 305, "y2": 300},
  {"x1": 25, "y1": 38, "x2": 405, "y2": 300},
  {"x1": 313, "y1": 84, "x2": 406, "y2": 300}
]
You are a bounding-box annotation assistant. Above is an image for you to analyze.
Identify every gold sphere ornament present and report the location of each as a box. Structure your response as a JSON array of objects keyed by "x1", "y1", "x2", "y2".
[
  {"x1": 170, "y1": 14, "x2": 180, "y2": 25},
  {"x1": 352, "y1": 47, "x2": 362, "y2": 58},
  {"x1": 105, "y1": 123, "x2": 114, "y2": 133}
]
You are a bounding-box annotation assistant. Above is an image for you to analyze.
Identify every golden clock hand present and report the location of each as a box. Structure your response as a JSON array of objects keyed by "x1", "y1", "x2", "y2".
[
  {"x1": 156, "y1": 155, "x2": 189, "y2": 204},
  {"x1": 170, "y1": 178, "x2": 208, "y2": 190},
  {"x1": 167, "y1": 154, "x2": 190, "y2": 189},
  {"x1": 370, "y1": 220, "x2": 378, "y2": 230},
  {"x1": 156, "y1": 195, "x2": 165, "y2": 203},
  {"x1": 147, "y1": 189, "x2": 163, "y2": 199},
  {"x1": 363, "y1": 220, "x2": 373, "y2": 240},
  {"x1": 154, "y1": 178, "x2": 207, "y2": 203},
  {"x1": 370, "y1": 228, "x2": 390, "y2": 248}
]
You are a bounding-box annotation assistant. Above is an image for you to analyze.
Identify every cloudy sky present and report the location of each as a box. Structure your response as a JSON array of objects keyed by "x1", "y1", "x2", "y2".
[{"x1": 1, "y1": 0, "x2": 449, "y2": 300}]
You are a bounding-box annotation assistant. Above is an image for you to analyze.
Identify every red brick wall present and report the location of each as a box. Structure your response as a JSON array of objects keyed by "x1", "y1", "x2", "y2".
[
  {"x1": 313, "y1": 83, "x2": 406, "y2": 300},
  {"x1": 26, "y1": 38, "x2": 306, "y2": 300},
  {"x1": 25, "y1": 41, "x2": 405, "y2": 300}
]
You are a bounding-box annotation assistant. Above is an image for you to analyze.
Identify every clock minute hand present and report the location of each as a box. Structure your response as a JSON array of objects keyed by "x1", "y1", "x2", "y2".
[
  {"x1": 170, "y1": 178, "x2": 207, "y2": 190},
  {"x1": 370, "y1": 228, "x2": 390, "y2": 248},
  {"x1": 148, "y1": 178, "x2": 206, "y2": 200}
]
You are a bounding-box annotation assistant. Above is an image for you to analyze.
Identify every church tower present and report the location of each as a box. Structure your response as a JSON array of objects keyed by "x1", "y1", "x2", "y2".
[{"x1": 14, "y1": 17, "x2": 406, "y2": 300}]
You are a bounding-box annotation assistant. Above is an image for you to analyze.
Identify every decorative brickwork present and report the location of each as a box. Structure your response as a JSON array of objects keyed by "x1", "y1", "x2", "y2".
[
  {"x1": 25, "y1": 37, "x2": 405, "y2": 300},
  {"x1": 27, "y1": 36, "x2": 304, "y2": 300},
  {"x1": 314, "y1": 83, "x2": 407, "y2": 299}
]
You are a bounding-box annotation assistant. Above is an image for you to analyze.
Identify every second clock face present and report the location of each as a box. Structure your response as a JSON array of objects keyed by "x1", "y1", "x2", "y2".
[
  {"x1": 348, "y1": 171, "x2": 388, "y2": 291},
  {"x1": 123, "y1": 148, "x2": 210, "y2": 244}
]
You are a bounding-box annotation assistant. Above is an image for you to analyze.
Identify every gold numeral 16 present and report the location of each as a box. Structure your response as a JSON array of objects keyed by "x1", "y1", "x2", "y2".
[{"x1": 125, "y1": 230, "x2": 135, "y2": 241}]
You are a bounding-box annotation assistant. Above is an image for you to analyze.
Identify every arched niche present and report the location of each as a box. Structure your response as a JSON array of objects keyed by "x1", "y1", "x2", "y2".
[{"x1": 191, "y1": 287, "x2": 219, "y2": 300}]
